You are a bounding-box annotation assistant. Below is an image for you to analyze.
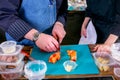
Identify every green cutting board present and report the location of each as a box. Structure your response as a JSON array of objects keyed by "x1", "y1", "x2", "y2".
[{"x1": 31, "y1": 45, "x2": 99, "y2": 75}]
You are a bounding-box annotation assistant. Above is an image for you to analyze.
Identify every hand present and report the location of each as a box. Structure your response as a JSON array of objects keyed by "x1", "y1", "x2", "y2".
[
  {"x1": 35, "y1": 33, "x2": 59, "y2": 52},
  {"x1": 52, "y1": 22, "x2": 66, "y2": 43},
  {"x1": 81, "y1": 25, "x2": 87, "y2": 38},
  {"x1": 93, "y1": 44, "x2": 111, "y2": 53}
]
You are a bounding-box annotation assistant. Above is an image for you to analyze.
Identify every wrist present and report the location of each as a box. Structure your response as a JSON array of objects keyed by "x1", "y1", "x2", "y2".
[
  {"x1": 24, "y1": 29, "x2": 40, "y2": 41},
  {"x1": 55, "y1": 22, "x2": 63, "y2": 27}
]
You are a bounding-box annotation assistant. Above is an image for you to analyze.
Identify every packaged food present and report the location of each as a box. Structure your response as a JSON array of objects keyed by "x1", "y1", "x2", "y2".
[
  {"x1": 0, "y1": 45, "x2": 24, "y2": 64},
  {"x1": 0, "y1": 53, "x2": 24, "y2": 65},
  {"x1": 0, "y1": 61, "x2": 24, "y2": 80},
  {"x1": 93, "y1": 52, "x2": 115, "y2": 72}
]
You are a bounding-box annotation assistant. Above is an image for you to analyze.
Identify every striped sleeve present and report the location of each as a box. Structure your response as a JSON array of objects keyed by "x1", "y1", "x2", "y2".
[{"x1": 7, "y1": 19, "x2": 33, "y2": 41}]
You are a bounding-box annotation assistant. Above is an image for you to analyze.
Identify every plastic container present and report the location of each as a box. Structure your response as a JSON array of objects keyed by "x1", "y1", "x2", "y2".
[
  {"x1": 0, "y1": 61, "x2": 24, "y2": 80},
  {"x1": 114, "y1": 68, "x2": 120, "y2": 78},
  {"x1": 63, "y1": 60, "x2": 77, "y2": 72},
  {"x1": 0, "y1": 41, "x2": 16, "y2": 54},
  {"x1": 93, "y1": 52, "x2": 115, "y2": 72},
  {"x1": 0, "y1": 45, "x2": 23, "y2": 63},
  {"x1": 0, "y1": 45, "x2": 23, "y2": 56},
  {"x1": 111, "y1": 43, "x2": 120, "y2": 62},
  {"x1": 0, "y1": 53, "x2": 24, "y2": 65},
  {"x1": 24, "y1": 60, "x2": 47, "y2": 80}
]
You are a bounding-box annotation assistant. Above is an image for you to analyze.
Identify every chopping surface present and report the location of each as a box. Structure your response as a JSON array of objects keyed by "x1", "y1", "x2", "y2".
[{"x1": 31, "y1": 45, "x2": 99, "y2": 75}]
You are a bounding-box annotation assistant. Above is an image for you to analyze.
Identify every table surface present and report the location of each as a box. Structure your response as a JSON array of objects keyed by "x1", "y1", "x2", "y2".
[{"x1": 0, "y1": 45, "x2": 119, "y2": 80}]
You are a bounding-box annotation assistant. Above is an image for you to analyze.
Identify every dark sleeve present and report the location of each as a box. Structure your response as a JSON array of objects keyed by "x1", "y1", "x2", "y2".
[
  {"x1": 0, "y1": 0, "x2": 33, "y2": 41},
  {"x1": 110, "y1": 0, "x2": 120, "y2": 37},
  {"x1": 85, "y1": 0, "x2": 92, "y2": 18},
  {"x1": 56, "y1": 0, "x2": 68, "y2": 26}
]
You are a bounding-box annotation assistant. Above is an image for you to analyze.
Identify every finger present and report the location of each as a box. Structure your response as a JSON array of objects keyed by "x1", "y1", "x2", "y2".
[
  {"x1": 93, "y1": 45, "x2": 99, "y2": 51},
  {"x1": 52, "y1": 37, "x2": 59, "y2": 49},
  {"x1": 47, "y1": 43, "x2": 57, "y2": 52}
]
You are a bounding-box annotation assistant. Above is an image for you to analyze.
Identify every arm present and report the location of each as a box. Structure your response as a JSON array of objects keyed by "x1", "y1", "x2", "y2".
[
  {"x1": 94, "y1": 0, "x2": 120, "y2": 53},
  {"x1": 52, "y1": 0, "x2": 68, "y2": 43},
  {"x1": 81, "y1": 0, "x2": 92, "y2": 37},
  {"x1": 0, "y1": 0, "x2": 36, "y2": 41},
  {"x1": 81, "y1": 17, "x2": 90, "y2": 37},
  {"x1": 56, "y1": 0, "x2": 68, "y2": 26}
]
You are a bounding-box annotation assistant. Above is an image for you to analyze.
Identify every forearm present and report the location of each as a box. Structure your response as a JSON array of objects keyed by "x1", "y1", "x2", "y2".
[
  {"x1": 104, "y1": 34, "x2": 118, "y2": 46},
  {"x1": 82, "y1": 17, "x2": 91, "y2": 27},
  {"x1": 0, "y1": 0, "x2": 33, "y2": 41},
  {"x1": 24, "y1": 29, "x2": 39, "y2": 41},
  {"x1": 56, "y1": 0, "x2": 68, "y2": 26}
]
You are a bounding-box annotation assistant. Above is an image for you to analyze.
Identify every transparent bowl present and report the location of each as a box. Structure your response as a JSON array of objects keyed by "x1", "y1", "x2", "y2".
[
  {"x1": 93, "y1": 52, "x2": 115, "y2": 72},
  {"x1": 63, "y1": 60, "x2": 77, "y2": 72},
  {"x1": 0, "y1": 41, "x2": 16, "y2": 54},
  {"x1": 24, "y1": 60, "x2": 47, "y2": 80}
]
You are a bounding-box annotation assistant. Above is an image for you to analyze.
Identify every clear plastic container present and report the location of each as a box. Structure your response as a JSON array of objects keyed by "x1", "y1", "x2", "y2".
[
  {"x1": 0, "y1": 45, "x2": 23, "y2": 56},
  {"x1": 24, "y1": 60, "x2": 47, "y2": 80},
  {"x1": 0, "y1": 53, "x2": 24, "y2": 65},
  {"x1": 93, "y1": 52, "x2": 115, "y2": 72},
  {"x1": 63, "y1": 60, "x2": 77, "y2": 72},
  {"x1": 111, "y1": 43, "x2": 120, "y2": 62},
  {"x1": 0, "y1": 41, "x2": 16, "y2": 54},
  {"x1": 0, "y1": 45, "x2": 23, "y2": 63},
  {"x1": 0, "y1": 61, "x2": 24, "y2": 79},
  {"x1": 114, "y1": 68, "x2": 120, "y2": 78}
]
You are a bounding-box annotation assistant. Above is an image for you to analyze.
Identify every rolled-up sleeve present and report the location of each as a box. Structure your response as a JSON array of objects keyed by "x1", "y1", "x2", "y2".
[
  {"x1": 0, "y1": 0, "x2": 33, "y2": 41},
  {"x1": 110, "y1": 0, "x2": 120, "y2": 37},
  {"x1": 56, "y1": 0, "x2": 68, "y2": 26}
]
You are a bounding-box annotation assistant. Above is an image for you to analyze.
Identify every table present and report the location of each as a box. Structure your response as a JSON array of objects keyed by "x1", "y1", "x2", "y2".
[{"x1": 0, "y1": 45, "x2": 119, "y2": 80}]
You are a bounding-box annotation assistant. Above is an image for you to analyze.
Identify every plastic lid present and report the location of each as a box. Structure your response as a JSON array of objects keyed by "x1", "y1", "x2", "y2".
[
  {"x1": 0, "y1": 45, "x2": 23, "y2": 56},
  {"x1": 0, "y1": 41, "x2": 16, "y2": 54}
]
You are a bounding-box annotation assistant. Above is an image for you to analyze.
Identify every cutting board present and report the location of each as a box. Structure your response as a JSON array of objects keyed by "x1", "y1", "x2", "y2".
[{"x1": 31, "y1": 45, "x2": 99, "y2": 75}]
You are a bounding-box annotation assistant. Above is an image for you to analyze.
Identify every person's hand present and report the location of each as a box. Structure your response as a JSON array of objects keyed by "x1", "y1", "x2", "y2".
[
  {"x1": 35, "y1": 33, "x2": 59, "y2": 52},
  {"x1": 93, "y1": 44, "x2": 111, "y2": 53},
  {"x1": 52, "y1": 22, "x2": 66, "y2": 43},
  {"x1": 81, "y1": 24, "x2": 87, "y2": 38}
]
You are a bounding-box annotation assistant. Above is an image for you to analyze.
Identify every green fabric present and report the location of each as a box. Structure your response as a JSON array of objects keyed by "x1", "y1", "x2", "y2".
[{"x1": 31, "y1": 45, "x2": 99, "y2": 75}]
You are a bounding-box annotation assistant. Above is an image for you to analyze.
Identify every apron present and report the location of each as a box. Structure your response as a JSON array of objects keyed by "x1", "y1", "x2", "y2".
[{"x1": 6, "y1": 0, "x2": 56, "y2": 46}]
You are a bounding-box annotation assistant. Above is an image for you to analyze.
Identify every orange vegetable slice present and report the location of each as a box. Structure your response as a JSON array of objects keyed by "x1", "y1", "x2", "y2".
[
  {"x1": 49, "y1": 51, "x2": 61, "y2": 63},
  {"x1": 67, "y1": 50, "x2": 77, "y2": 61}
]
